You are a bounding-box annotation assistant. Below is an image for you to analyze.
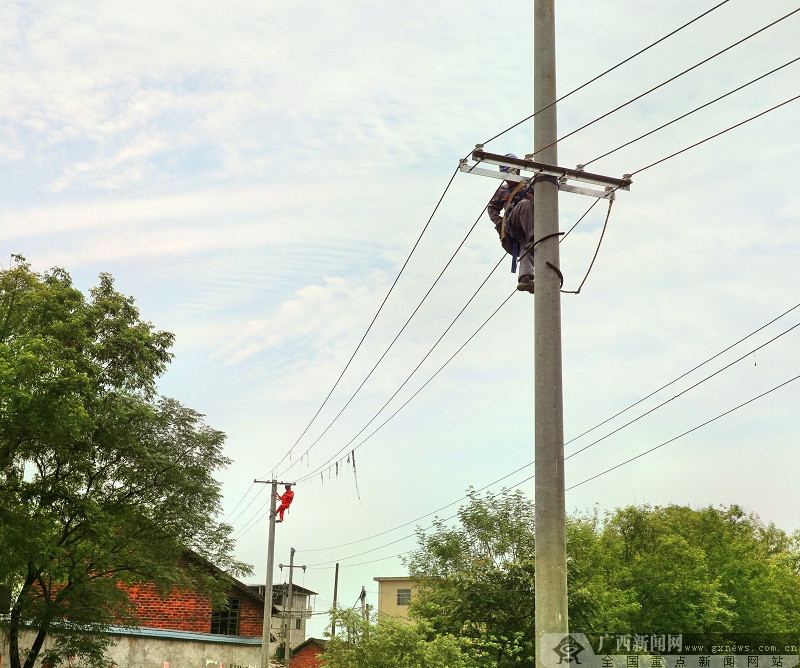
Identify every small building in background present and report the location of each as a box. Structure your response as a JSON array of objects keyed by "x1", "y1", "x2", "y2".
[
  {"x1": 289, "y1": 637, "x2": 328, "y2": 667},
  {"x1": 248, "y1": 582, "x2": 317, "y2": 648},
  {"x1": 372, "y1": 576, "x2": 417, "y2": 623}
]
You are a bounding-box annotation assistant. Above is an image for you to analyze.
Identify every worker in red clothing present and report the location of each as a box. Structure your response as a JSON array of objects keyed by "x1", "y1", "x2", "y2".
[{"x1": 273, "y1": 484, "x2": 294, "y2": 523}]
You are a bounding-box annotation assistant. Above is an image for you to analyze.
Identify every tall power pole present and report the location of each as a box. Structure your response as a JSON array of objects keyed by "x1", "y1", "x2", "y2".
[
  {"x1": 330, "y1": 562, "x2": 340, "y2": 638},
  {"x1": 258, "y1": 480, "x2": 278, "y2": 668},
  {"x1": 256, "y1": 479, "x2": 296, "y2": 668},
  {"x1": 532, "y1": 0, "x2": 569, "y2": 662}
]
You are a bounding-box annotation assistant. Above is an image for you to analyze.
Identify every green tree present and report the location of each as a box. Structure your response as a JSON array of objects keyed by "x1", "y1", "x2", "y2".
[
  {"x1": 321, "y1": 607, "x2": 478, "y2": 668},
  {"x1": 404, "y1": 489, "x2": 800, "y2": 666},
  {"x1": 0, "y1": 262, "x2": 249, "y2": 668},
  {"x1": 599, "y1": 504, "x2": 800, "y2": 633},
  {"x1": 404, "y1": 488, "x2": 539, "y2": 666}
]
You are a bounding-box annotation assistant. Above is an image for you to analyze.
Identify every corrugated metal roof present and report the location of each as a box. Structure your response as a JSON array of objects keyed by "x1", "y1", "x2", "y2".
[{"x1": 106, "y1": 625, "x2": 262, "y2": 645}]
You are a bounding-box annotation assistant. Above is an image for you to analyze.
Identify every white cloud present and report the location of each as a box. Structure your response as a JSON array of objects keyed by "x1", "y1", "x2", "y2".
[{"x1": 3, "y1": 0, "x2": 800, "y2": 637}]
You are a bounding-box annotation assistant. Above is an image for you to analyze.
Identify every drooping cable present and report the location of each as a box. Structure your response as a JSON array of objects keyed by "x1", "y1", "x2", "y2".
[
  {"x1": 530, "y1": 8, "x2": 800, "y2": 159},
  {"x1": 276, "y1": 205, "x2": 490, "y2": 478},
  {"x1": 480, "y1": 0, "x2": 733, "y2": 147},
  {"x1": 561, "y1": 197, "x2": 614, "y2": 295},
  {"x1": 264, "y1": 167, "x2": 461, "y2": 477},
  {"x1": 581, "y1": 55, "x2": 800, "y2": 168},
  {"x1": 284, "y1": 252, "x2": 506, "y2": 482},
  {"x1": 566, "y1": 373, "x2": 800, "y2": 491},
  {"x1": 630, "y1": 93, "x2": 800, "y2": 176}
]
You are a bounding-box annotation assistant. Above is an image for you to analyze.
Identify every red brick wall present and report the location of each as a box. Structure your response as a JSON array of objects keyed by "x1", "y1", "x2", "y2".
[
  {"x1": 290, "y1": 643, "x2": 326, "y2": 668},
  {"x1": 125, "y1": 582, "x2": 213, "y2": 633},
  {"x1": 237, "y1": 594, "x2": 264, "y2": 637},
  {"x1": 119, "y1": 582, "x2": 264, "y2": 637}
]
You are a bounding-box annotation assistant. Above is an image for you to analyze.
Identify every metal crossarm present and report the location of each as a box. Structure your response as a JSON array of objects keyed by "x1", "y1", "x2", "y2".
[{"x1": 460, "y1": 148, "x2": 632, "y2": 199}]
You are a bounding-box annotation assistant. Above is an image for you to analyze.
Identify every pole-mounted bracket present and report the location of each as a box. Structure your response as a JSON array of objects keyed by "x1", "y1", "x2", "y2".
[{"x1": 460, "y1": 148, "x2": 632, "y2": 200}]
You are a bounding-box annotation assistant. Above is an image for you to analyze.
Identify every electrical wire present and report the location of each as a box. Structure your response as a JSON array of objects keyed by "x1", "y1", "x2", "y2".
[
  {"x1": 290, "y1": 193, "x2": 616, "y2": 487},
  {"x1": 305, "y1": 324, "x2": 800, "y2": 566},
  {"x1": 581, "y1": 55, "x2": 800, "y2": 168},
  {"x1": 229, "y1": 2, "x2": 789, "y2": 538},
  {"x1": 285, "y1": 303, "x2": 800, "y2": 555},
  {"x1": 226, "y1": 484, "x2": 267, "y2": 528},
  {"x1": 231, "y1": 289, "x2": 517, "y2": 537},
  {"x1": 294, "y1": 289, "x2": 516, "y2": 484},
  {"x1": 564, "y1": 301, "x2": 800, "y2": 446},
  {"x1": 305, "y1": 364, "x2": 800, "y2": 569},
  {"x1": 630, "y1": 92, "x2": 800, "y2": 176},
  {"x1": 223, "y1": 481, "x2": 257, "y2": 524},
  {"x1": 277, "y1": 205, "x2": 490, "y2": 479},
  {"x1": 263, "y1": 166, "x2": 461, "y2": 478},
  {"x1": 296, "y1": 460, "x2": 534, "y2": 553},
  {"x1": 564, "y1": 320, "x2": 800, "y2": 463},
  {"x1": 566, "y1": 372, "x2": 800, "y2": 492},
  {"x1": 480, "y1": 0, "x2": 733, "y2": 147},
  {"x1": 530, "y1": 7, "x2": 800, "y2": 159},
  {"x1": 561, "y1": 197, "x2": 614, "y2": 295},
  {"x1": 283, "y1": 252, "x2": 505, "y2": 483}
]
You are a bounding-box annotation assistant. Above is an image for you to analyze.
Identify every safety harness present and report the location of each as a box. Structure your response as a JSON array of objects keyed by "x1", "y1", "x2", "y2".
[{"x1": 500, "y1": 181, "x2": 528, "y2": 273}]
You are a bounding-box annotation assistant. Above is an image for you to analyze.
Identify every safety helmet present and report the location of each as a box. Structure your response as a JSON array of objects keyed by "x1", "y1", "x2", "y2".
[{"x1": 499, "y1": 153, "x2": 519, "y2": 173}]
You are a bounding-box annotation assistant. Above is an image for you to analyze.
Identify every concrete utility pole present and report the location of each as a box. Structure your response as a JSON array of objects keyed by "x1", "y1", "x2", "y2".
[
  {"x1": 532, "y1": 0, "x2": 569, "y2": 663},
  {"x1": 330, "y1": 562, "x2": 340, "y2": 638},
  {"x1": 456, "y1": 9, "x2": 629, "y2": 664},
  {"x1": 255, "y1": 479, "x2": 296, "y2": 668},
  {"x1": 279, "y1": 547, "x2": 307, "y2": 664},
  {"x1": 258, "y1": 480, "x2": 278, "y2": 668},
  {"x1": 359, "y1": 586, "x2": 367, "y2": 621}
]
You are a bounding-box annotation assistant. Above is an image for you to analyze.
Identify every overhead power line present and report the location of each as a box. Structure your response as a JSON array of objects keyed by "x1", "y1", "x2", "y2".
[
  {"x1": 564, "y1": 320, "x2": 800, "y2": 463},
  {"x1": 630, "y1": 93, "x2": 800, "y2": 176},
  {"x1": 567, "y1": 372, "x2": 800, "y2": 492},
  {"x1": 291, "y1": 197, "x2": 616, "y2": 486},
  {"x1": 564, "y1": 301, "x2": 800, "y2": 446},
  {"x1": 304, "y1": 367, "x2": 800, "y2": 569},
  {"x1": 277, "y1": 205, "x2": 490, "y2": 479},
  {"x1": 299, "y1": 323, "x2": 800, "y2": 565},
  {"x1": 295, "y1": 289, "x2": 516, "y2": 483},
  {"x1": 264, "y1": 166, "x2": 461, "y2": 477},
  {"x1": 582, "y1": 55, "x2": 800, "y2": 168},
  {"x1": 283, "y1": 304, "x2": 800, "y2": 555},
  {"x1": 531, "y1": 7, "x2": 800, "y2": 159},
  {"x1": 252, "y1": 1, "x2": 774, "y2": 494},
  {"x1": 480, "y1": 0, "x2": 733, "y2": 147},
  {"x1": 283, "y1": 252, "x2": 505, "y2": 481}
]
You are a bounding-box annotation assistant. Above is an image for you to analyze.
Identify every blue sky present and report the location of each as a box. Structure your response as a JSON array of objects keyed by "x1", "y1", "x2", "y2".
[{"x1": 3, "y1": 0, "x2": 800, "y2": 637}]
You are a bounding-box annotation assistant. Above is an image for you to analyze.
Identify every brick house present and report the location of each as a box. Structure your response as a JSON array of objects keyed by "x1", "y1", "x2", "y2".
[
  {"x1": 115, "y1": 551, "x2": 267, "y2": 638},
  {"x1": 289, "y1": 638, "x2": 327, "y2": 667},
  {"x1": 124, "y1": 576, "x2": 265, "y2": 637}
]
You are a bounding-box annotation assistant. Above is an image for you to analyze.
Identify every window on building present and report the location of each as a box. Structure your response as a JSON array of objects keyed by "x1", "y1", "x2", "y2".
[
  {"x1": 396, "y1": 588, "x2": 412, "y2": 606},
  {"x1": 296, "y1": 618, "x2": 302, "y2": 630},
  {"x1": 211, "y1": 598, "x2": 240, "y2": 635}
]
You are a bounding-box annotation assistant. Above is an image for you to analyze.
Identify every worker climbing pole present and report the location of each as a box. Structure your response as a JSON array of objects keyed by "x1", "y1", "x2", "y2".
[{"x1": 272, "y1": 483, "x2": 295, "y2": 523}]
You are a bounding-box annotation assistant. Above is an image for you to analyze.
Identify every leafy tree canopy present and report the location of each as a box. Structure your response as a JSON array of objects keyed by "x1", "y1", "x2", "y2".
[
  {"x1": 322, "y1": 607, "x2": 478, "y2": 668},
  {"x1": 403, "y1": 488, "x2": 800, "y2": 667},
  {"x1": 0, "y1": 261, "x2": 250, "y2": 668}
]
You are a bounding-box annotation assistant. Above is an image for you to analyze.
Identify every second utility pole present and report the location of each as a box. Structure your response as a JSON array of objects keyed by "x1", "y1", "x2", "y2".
[{"x1": 533, "y1": 0, "x2": 568, "y2": 664}]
